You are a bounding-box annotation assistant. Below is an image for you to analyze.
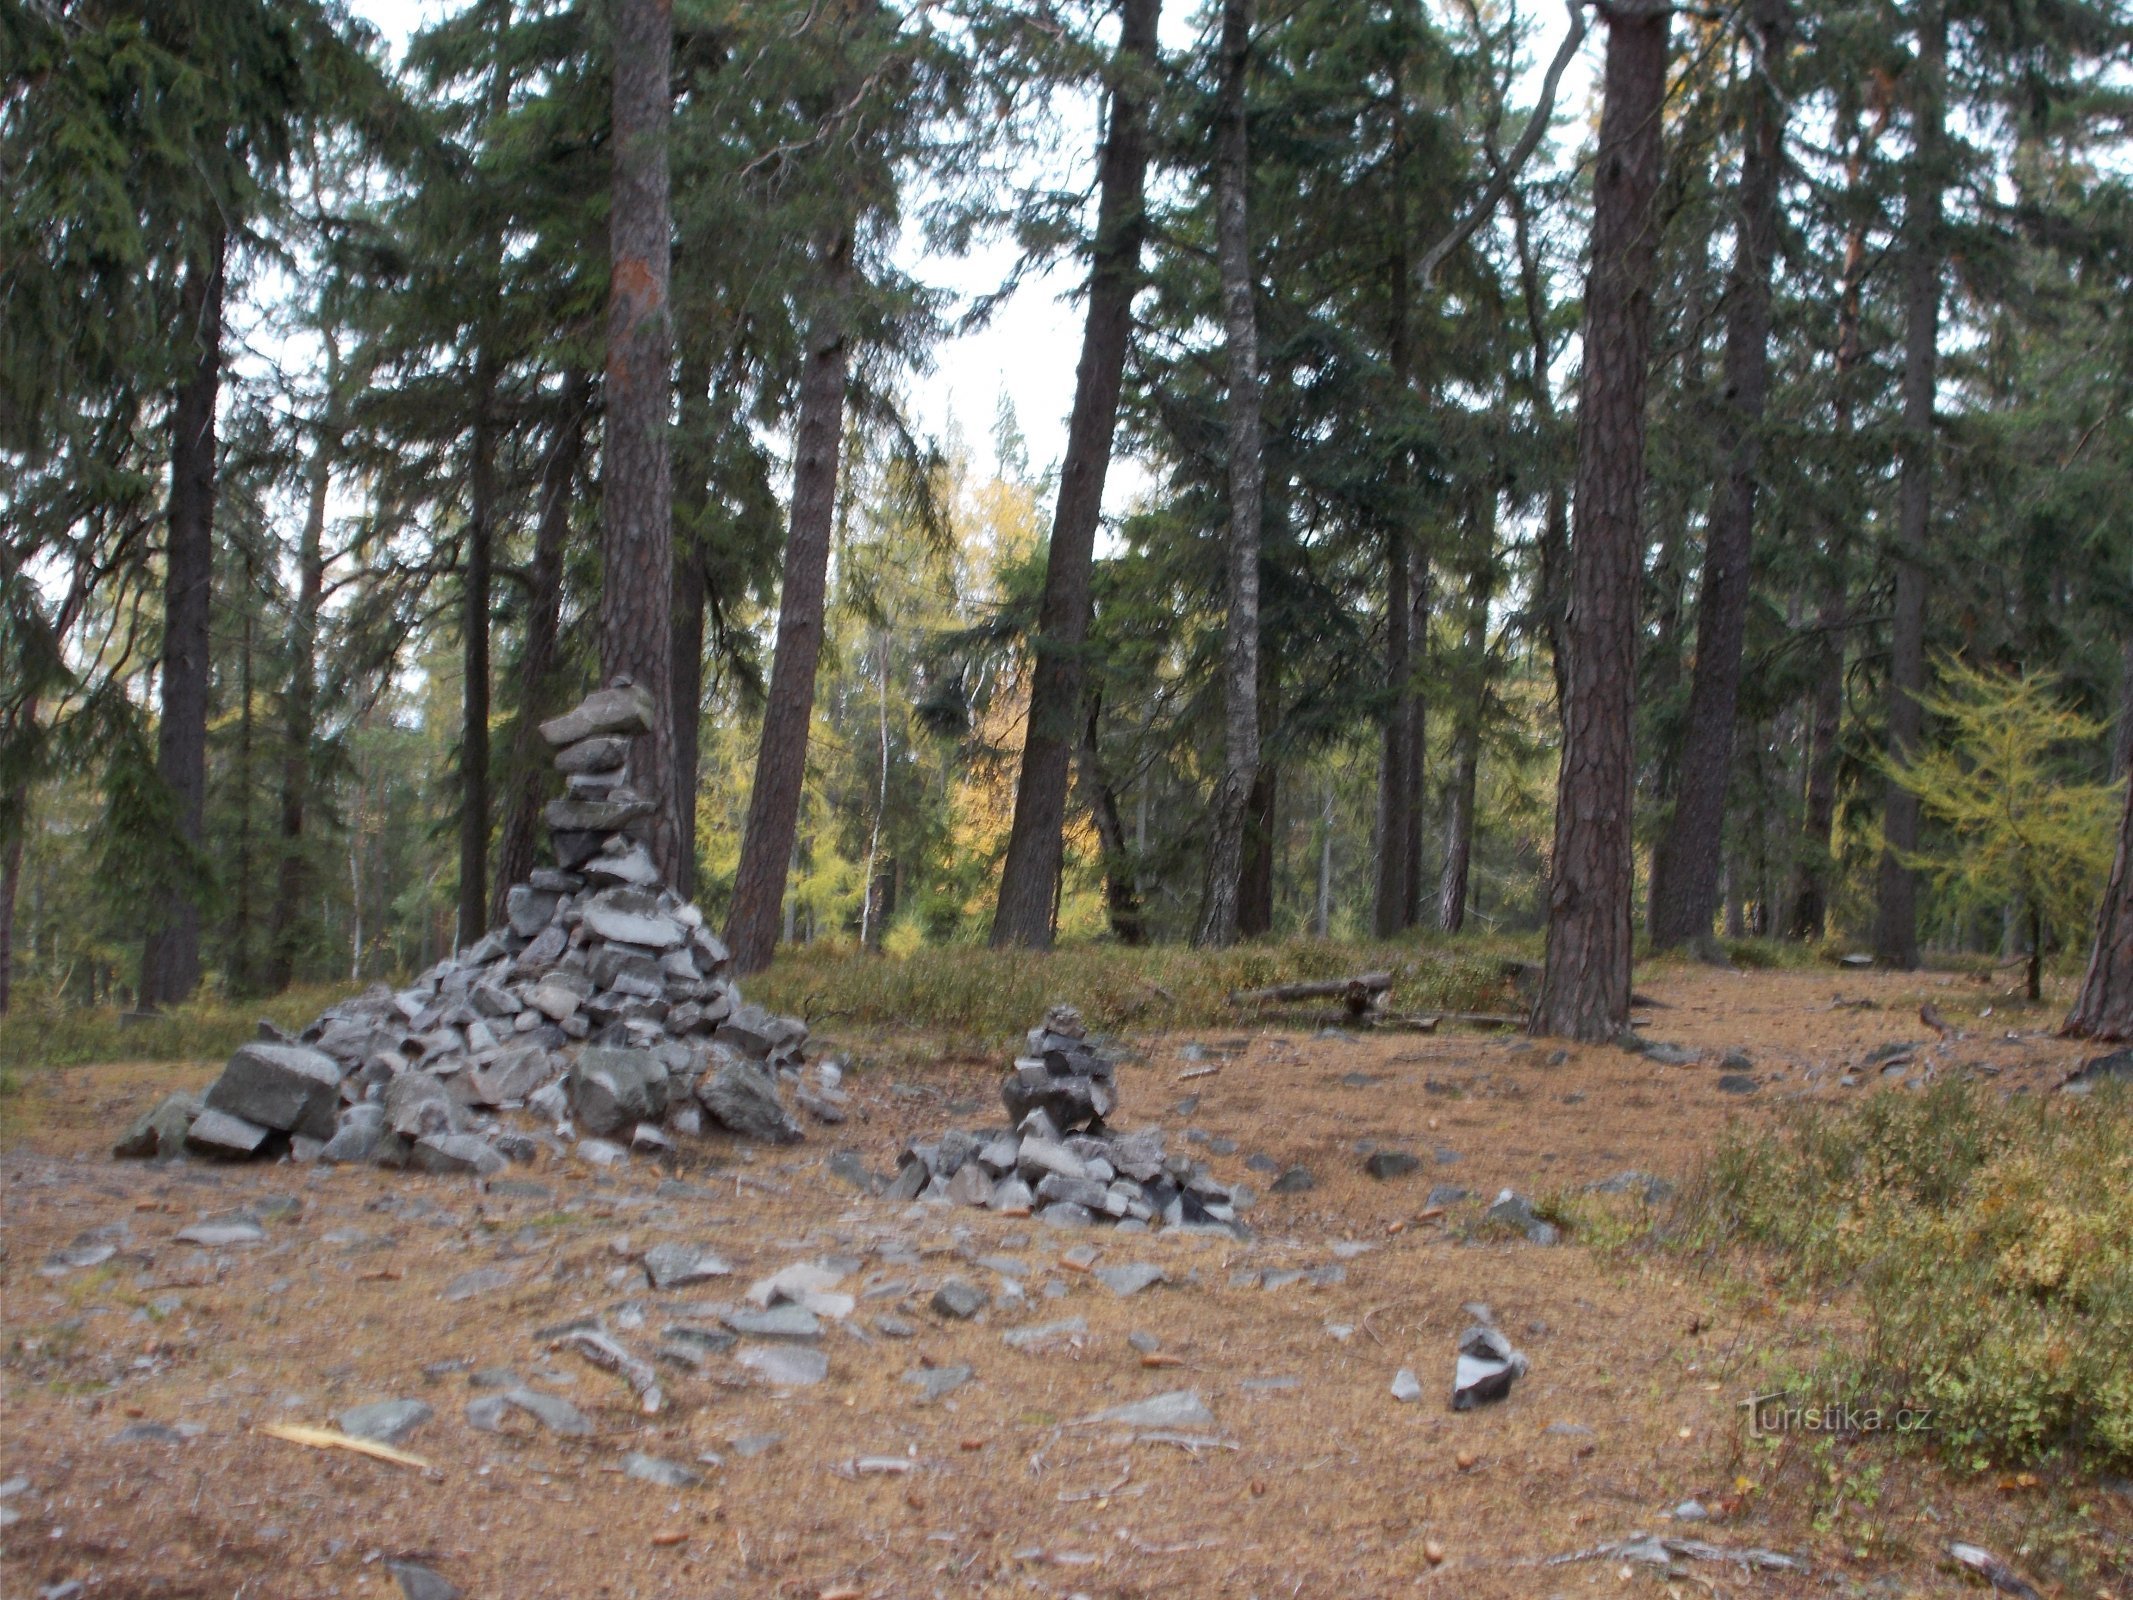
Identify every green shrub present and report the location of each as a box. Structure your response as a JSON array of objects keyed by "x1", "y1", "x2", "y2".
[{"x1": 1682, "y1": 1080, "x2": 2133, "y2": 1470}]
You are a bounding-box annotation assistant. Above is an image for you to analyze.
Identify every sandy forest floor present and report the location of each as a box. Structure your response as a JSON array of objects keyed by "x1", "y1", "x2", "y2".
[{"x1": 2, "y1": 963, "x2": 2124, "y2": 1599}]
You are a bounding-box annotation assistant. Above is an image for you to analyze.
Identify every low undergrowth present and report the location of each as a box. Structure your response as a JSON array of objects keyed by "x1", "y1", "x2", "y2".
[
  {"x1": 1680, "y1": 1078, "x2": 2133, "y2": 1473},
  {"x1": 0, "y1": 983, "x2": 347, "y2": 1081},
  {"x1": 749, "y1": 936, "x2": 1520, "y2": 1051}
]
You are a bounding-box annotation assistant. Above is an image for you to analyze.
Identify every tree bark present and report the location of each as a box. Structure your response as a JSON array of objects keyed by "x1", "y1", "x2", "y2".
[
  {"x1": 725, "y1": 232, "x2": 853, "y2": 974},
  {"x1": 493, "y1": 374, "x2": 591, "y2": 909},
  {"x1": 2067, "y1": 733, "x2": 2133, "y2": 1038},
  {"x1": 1507, "y1": 185, "x2": 1568, "y2": 710},
  {"x1": 266, "y1": 356, "x2": 337, "y2": 991},
  {"x1": 670, "y1": 348, "x2": 715, "y2": 901},
  {"x1": 1874, "y1": 0, "x2": 1944, "y2": 971},
  {"x1": 991, "y1": 0, "x2": 1162, "y2": 948},
  {"x1": 1239, "y1": 762, "x2": 1275, "y2": 938},
  {"x1": 0, "y1": 827, "x2": 20, "y2": 1014},
  {"x1": 1372, "y1": 525, "x2": 1411, "y2": 937},
  {"x1": 1402, "y1": 541, "x2": 1429, "y2": 924},
  {"x1": 1439, "y1": 537, "x2": 1495, "y2": 934},
  {"x1": 1647, "y1": 0, "x2": 1788, "y2": 948},
  {"x1": 141, "y1": 223, "x2": 225, "y2": 1009},
  {"x1": 1195, "y1": 0, "x2": 1264, "y2": 950},
  {"x1": 1531, "y1": 5, "x2": 1670, "y2": 1041},
  {"x1": 1078, "y1": 690, "x2": 1144, "y2": 944},
  {"x1": 602, "y1": 0, "x2": 679, "y2": 883},
  {"x1": 1784, "y1": 107, "x2": 1876, "y2": 941},
  {"x1": 458, "y1": 348, "x2": 498, "y2": 949}
]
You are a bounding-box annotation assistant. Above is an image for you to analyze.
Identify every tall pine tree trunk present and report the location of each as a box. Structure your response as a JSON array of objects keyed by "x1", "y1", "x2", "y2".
[
  {"x1": 1508, "y1": 185, "x2": 1568, "y2": 709},
  {"x1": 1439, "y1": 534, "x2": 1495, "y2": 934},
  {"x1": 2069, "y1": 674, "x2": 2133, "y2": 1037},
  {"x1": 670, "y1": 347, "x2": 715, "y2": 901},
  {"x1": 267, "y1": 355, "x2": 338, "y2": 991},
  {"x1": 1648, "y1": 0, "x2": 1788, "y2": 948},
  {"x1": 1875, "y1": 0, "x2": 1944, "y2": 970},
  {"x1": 458, "y1": 349, "x2": 497, "y2": 949},
  {"x1": 601, "y1": 0, "x2": 678, "y2": 882},
  {"x1": 1078, "y1": 689, "x2": 1144, "y2": 944},
  {"x1": 991, "y1": 0, "x2": 1161, "y2": 948},
  {"x1": 0, "y1": 827, "x2": 20, "y2": 1014},
  {"x1": 1240, "y1": 761, "x2": 1276, "y2": 938},
  {"x1": 1402, "y1": 544, "x2": 1429, "y2": 923},
  {"x1": 1372, "y1": 527, "x2": 1411, "y2": 937},
  {"x1": 725, "y1": 232, "x2": 853, "y2": 973},
  {"x1": 1784, "y1": 109, "x2": 1875, "y2": 940},
  {"x1": 1195, "y1": 0, "x2": 1263, "y2": 949},
  {"x1": 1531, "y1": 5, "x2": 1670, "y2": 1040},
  {"x1": 493, "y1": 374, "x2": 591, "y2": 909},
  {"x1": 141, "y1": 223, "x2": 225, "y2": 1009}
]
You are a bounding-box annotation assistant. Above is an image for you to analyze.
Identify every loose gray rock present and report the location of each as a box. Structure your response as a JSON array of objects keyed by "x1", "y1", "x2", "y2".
[
  {"x1": 206, "y1": 1041, "x2": 343, "y2": 1140},
  {"x1": 623, "y1": 1451, "x2": 704, "y2": 1488},
  {"x1": 389, "y1": 1562, "x2": 461, "y2": 1600},
  {"x1": 384, "y1": 1073, "x2": 459, "y2": 1141},
  {"x1": 1074, "y1": 1389, "x2": 1214, "y2": 1430},
  {"x1": 947, "y1": 1163, "x2": 995, "y2": 1207},
  {"x1": 643, "y1": 1243, "x2": 733, "y2": 1290},
  {"x1": 1717, "y1": 1073, "x2": 1758, "y2": 1094},
  {"x1": 338, "y1": 1399, "x2": 433, "y2": 1445},
  {"x1": 114, "y1": 1091, "x2": 204, "y2": 1160},
  {"x1": 931, "y1": 1279, "x2": 987, "y2": 1320},
  {"x1": 182, "y1": 1106, "x2": 275, "y2": 1160},
  {"x1": 1094, "y1": 1263, "x2": 1167, "y2": 1298},
  {"x1": 903, "y1": 1363, "x2": 973, "y2": 1403},
  {"x1": 1269, "y1": 1166, "x2": 1315, "y2": 1194},
  {"x1": 570, "y1": 1047, "x2": 669, "y2": 1137},
  {"x1": 722, "y1": 1305, "x2": 822, "y2": 1342},
  {"x1": 1451, "y1": 1323, "x2": 1528, "y2": 1410},
  {"x1": 1642, "y1": 1042, "x2": 1700, "y2": 1067},
  {"x1": 1390, "y1": 1368, "x2": 1423, "y2": 1403},
  {"x1": 736, "y1": 1345, "x2": 828, "y2": 1387},
  {"x1": 320, "y1": 1103, "x2": 388, "y2": 1164},
  {"x1": 464, "y1": 1388, "x2": 591, "y2": 1436},
  {"x1": 580, "y1": 888, "x2": 686, "y2": 951},
  {"x1": 539, "y1": 682, "x2": 656, "y2": 747},
  {"x1": 695, "y1": 1057, "x2": 801, "y2": 1144},
  {"x1": 411, "y1": 1134, "x2": 506, "y2": 1178},
  {"x1": 1364, "y1": 1149, "x2": 1421, "y2": 1180}
]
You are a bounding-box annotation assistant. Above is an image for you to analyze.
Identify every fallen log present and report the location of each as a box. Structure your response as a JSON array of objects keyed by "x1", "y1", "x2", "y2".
[{"x1": 1228, "y1": 972, "x2": 1393, "y2": 1016}]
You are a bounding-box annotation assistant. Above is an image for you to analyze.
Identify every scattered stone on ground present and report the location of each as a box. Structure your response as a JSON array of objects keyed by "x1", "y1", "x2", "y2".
[{"x1": 1451, "y1": 1320, "x2": 1528, "y2": 1410}]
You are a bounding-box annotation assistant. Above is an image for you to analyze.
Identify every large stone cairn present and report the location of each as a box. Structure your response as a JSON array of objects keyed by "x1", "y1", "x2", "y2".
[
  {"x1": 881, "y1": 1005, "x2": 1244, "y2": 1234},
  {"x1": 119, "y1": 680, "x2": 828, "y2": 1174}
]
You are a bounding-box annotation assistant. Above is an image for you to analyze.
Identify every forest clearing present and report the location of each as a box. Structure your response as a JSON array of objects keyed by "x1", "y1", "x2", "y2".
[{"x1": 4, "y1": 958, "x2": 2129, "y2": 1600}]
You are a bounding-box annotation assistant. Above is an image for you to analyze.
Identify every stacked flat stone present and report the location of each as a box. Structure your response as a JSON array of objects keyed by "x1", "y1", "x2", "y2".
[
  {"x1": 880, "y1": 1005, "x2": 1244, "y2": 1235},
  {"x1": 119, "y1": 680, "x2": 823, "y2": 1174}
]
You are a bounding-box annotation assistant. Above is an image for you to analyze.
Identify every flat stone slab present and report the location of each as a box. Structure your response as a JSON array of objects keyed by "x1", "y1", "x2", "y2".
[
  {"x1": 1072, "y1": 1389, "x2": 1214, "y2": 1430},
  {"x1": 736, "y1": 1345, "x2": 829, "y2": 1387},
  {"x1": 722, "y1": 1305, "x2": 822, "y2": 1342},
  {"x1": 464, "y1": 1388, "x2": 592, "y2": 1437},
  {"x1": 1094, "y1": 1263, "x2": 1168, "y2": 1298},
  {"x1": 644, "y1": 1244, "x2": 733, "y2": 1290},
  {"x1": 902, "y1": 1363, "x2": 973, "y2": 1403},
  {"x1": 338, "y1": 1399, "x2": 433, "y2": 1444},
  {"x1": 622, "y1": 1451, "x2": 704, "y2": 1488},
  {"x1": 540, "y1": 683, "x2": 656, "y2": 747},
  {"x1": 184, "y1": 1108, "x2": 274, "y2": 1159}
]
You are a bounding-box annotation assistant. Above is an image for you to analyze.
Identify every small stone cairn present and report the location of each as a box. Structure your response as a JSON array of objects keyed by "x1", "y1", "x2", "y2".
[
  {"x1": 118, "y1": 680, "x2": 828, "y2": 1175},
  {"x1": 883, "y1": 1004, "x2": 1244, "y2": 1234}
]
